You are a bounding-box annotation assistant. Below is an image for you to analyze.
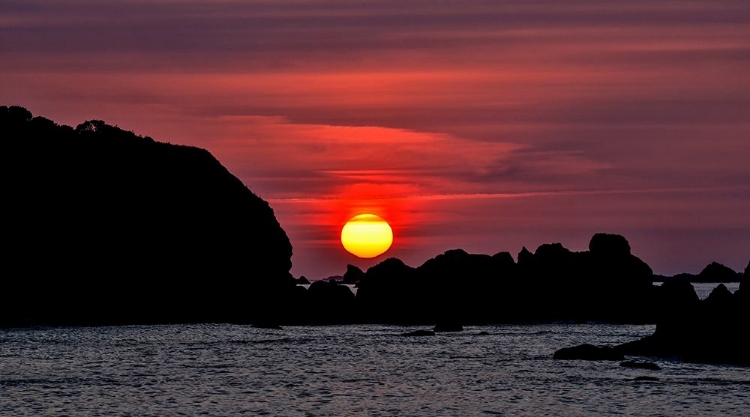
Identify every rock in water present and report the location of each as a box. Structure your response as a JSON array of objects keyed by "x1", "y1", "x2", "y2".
[
  {"x1": 434, "y1": 321, "x2": 464, "y2": 332},
  {"x1": 553, "y1": 344, "x2": 625, "y2": 361}
]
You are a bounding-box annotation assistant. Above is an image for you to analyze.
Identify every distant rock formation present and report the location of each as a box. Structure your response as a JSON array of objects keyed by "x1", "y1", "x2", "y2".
[
  {"x1": 698, "y1": 262, "x2": 741, "y2": 282},
  {"x1": 1, "y1": 106, "x2": 294, "y2": 326},
  {"x1": 655, "y1": 261, "x2": 742, "y2": 283},
  {"x1": 589, "y1": 233, "x2": 631, "y2": 257},
  {"x1": 355, "y1": 232, "x2": 657, "y2": 325},
  {"x1": 343, "y1": 264, "x2": 365, "y2": 285},
  {"x1": 552, "y1": 344, "x2": 624, "y2": 361}
]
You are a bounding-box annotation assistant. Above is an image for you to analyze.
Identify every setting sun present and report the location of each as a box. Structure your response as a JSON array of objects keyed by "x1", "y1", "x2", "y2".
[{"x1": 340, "y1": 214, "x2": 393, "y2": 258}]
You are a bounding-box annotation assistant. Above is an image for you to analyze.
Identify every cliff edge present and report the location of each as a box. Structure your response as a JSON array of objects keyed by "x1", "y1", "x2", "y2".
[{"x1": 1, "y1": 105, "x2": 294, "y2": 326}]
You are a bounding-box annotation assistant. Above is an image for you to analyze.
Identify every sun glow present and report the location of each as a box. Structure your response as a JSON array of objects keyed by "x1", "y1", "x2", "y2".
[{"x1": 340, "y1": 214, "x2": 393, "y2": 258}]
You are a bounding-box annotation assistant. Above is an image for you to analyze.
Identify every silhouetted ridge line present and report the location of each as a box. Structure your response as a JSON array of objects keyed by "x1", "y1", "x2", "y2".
[
  {"x1": 1, "y1": 105, "x2": 295, "y2": 326},
  {"x1": 351, "y1": 232, "x2": 656, "y2": 325},
  {"x1": 654, "y1": 261, "x2": 743, "y2": 283}
]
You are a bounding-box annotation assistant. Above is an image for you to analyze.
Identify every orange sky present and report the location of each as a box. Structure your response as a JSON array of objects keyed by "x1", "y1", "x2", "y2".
[{"x1": 2, "y1": 0, "x2": 749, "y2": 278}]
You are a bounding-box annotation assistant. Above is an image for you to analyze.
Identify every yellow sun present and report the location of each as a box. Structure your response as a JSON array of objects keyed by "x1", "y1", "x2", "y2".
[{"x1": 340, "y1": 214, "x2": 393, "y2": 258}]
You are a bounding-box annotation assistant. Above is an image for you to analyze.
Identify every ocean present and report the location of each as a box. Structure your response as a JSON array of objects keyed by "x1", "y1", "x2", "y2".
[
  {"x1": 689, "y1": 282, "x2": 740, "y2": 299},
  {"x1": 1, "y1": 320, "x2": 748, "y2": 416}
]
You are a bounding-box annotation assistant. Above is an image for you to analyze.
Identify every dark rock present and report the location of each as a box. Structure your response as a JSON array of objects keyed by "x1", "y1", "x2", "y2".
[
  {"x1": 589, "y1": 233, "x2": 631, "y2": 257},
  {"x1": 434, "y1": 322, "x2": 463, "y2": 332},
  {"x1": 343, "y1": 264, "x2": 365, "y2": 285},
  {"x1": 657, "y1": 281, "x2": 700, "y2": 313},
  {"x1": 617, "y1": 277, "x2": 750, "y2": 366},
  {"x1": 658, "y1": 272, "x2": 697, "y2": 283},
  {"x1": 514, "y1": 233, "x2": 655, "y2": 324},
  {"x1": 355, "y1": 232, "x2": 663, "y2": 325},
  {"x1": 517, "y1": 246, "x2": 534, "y2": 265},
  {"x1": 586, "y1": 234, "x2": 653, "y2": 311},
  {"x1": 698, "y1": 262, "x2": 740, "y2": 283},
  {"x1": 1, "y1": 106, "x2": 294, "y2": 327},
  {"x1": 553, "y1": 344, "x2": 625, "y2": 361},
  {"x1": 477, "y1": 331, "x2": 490, "y2": 336},
  {"x1": 491, "y1": 251, "x2": 516, "y2": 269},
  {"x1": 661, "y1": 262, "x2": 743, "y2": 284},
  {"x1": 308, "y1": 280, "x2": 355, "y2": 297},
  {"x1": 417, "y1": 248, "x2": 503, "y2": 324},
  {"x1": 620, "y1": 361, "x2": 661, "y2": 370},
  {"x1": 739, "y1": 260, "x2": 750, "y2": 295},
  {"x1": 534, "y1": 242, "x2": 573, "y2": 262},
  {"x1": 704, "y1": 284, "x2": 733, "y2": 306},
  {"x1": 355, "y1": 258, "x2": 422, "y2": 324},
  {"x1": 661, "y1": 280, "x2": 700, "y2": 301},
  {"x1": 306, "y1": 281, "x2": 356, "y2": 324},
  {"x1": 322, "y1": 275, "x2": 344, "y2": 282},
  {"x1": 296, "y1": 276, "x2": 311, "y2": 285},
  {"x1": 402, "y1": 330, "x2": 435, "y2": 337}
]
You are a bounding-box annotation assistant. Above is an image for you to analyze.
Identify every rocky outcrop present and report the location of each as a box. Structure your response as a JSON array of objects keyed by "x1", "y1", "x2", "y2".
[
  {"x1": 589, "y1": 233, "x2": 631, "y2": 257},
  {"x1": 552, "y1": 344, "x2": 624, "y2": 361},
  {"x1": 343, "y1": 264, "x2": 365, "y2": 285},
  {"x1": 615, "y1": 278, "x2": 749, "y2": 366},
  {"x1": 739, "y1": 260, "x2": 750, "y2": 296},
  {"x1": 655, "y1": 261, "x2": 743, "y2": 283},
  {"x1": 697, "y1": 262, "x2": 741, "y2": 282},
  {"x1": 553, "y1": 272, "x2": 748, "y2": 366},
  {"x1": 305, "y1": 280, "x2": 356, "y2": 324},
  {"x1": 433, "y1": 321, "x2": 463, "y2": 332},
  {"x1": 353, "y1": 232, "x2": 661, "y2": 325},
  {"x1": 1, "y1": 106, "x2": 294, "y2": 326},
  {"x1": 510, "y1": 233, "x2": 656, "y2": 323},
  {"x1": 355, "y1": 258, "x2": 422, "y2": 323}
]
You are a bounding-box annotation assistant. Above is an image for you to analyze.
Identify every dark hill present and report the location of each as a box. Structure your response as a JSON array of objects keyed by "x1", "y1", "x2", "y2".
[
  {"x1": 1, "y1": 105, "x2": 294, "y2": 326},
  {"x1": 353, "y1": 233, "x2": 657, "y2": 325},
  {"x1": 655, "y1": 261, "x2": 742, "y2": 283}
]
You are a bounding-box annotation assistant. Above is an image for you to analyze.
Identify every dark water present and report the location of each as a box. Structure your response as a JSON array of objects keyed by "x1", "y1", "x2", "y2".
[
  {"x1": 689, "y1": 282, "x2": 740, "y2": 299},
  {"x1": 1, "y1": 323, "x2": 748, "y2": 416}
]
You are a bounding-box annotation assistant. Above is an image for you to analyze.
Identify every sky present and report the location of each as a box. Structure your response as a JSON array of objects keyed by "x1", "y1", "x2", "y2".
[{"x1": 2, "y1": 0, "x2": 749, "y2": 279}]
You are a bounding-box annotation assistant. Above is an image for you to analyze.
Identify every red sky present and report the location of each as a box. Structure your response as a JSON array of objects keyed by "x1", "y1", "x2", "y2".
[{"x1": 2, "y1": 0, "x2": 749, "y2": 279}]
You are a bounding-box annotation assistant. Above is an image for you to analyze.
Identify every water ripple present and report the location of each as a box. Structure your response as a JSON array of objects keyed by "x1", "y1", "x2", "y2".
[{"x1": 1, "y1": 323, "x2": 747, "y2": 416}]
